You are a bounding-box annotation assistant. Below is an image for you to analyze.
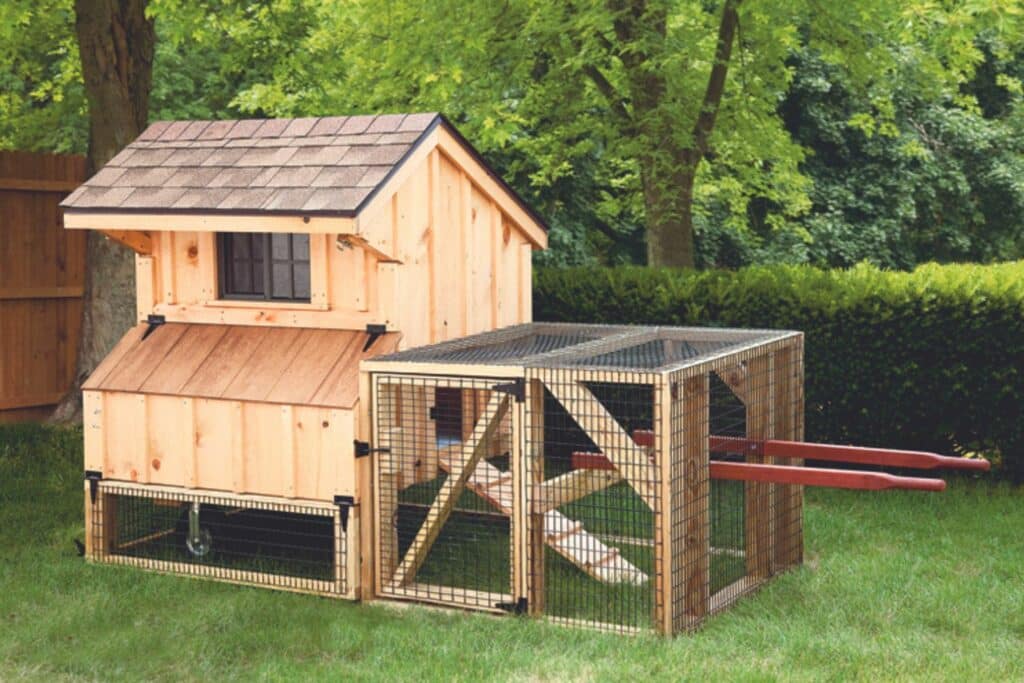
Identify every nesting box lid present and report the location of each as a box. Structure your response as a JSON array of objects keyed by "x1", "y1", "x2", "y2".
[{"x1": 84, "y1": 322, "x2": 400, "y2": 409}]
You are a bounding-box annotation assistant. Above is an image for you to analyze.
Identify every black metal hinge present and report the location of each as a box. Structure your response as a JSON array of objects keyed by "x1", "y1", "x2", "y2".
[
  {"x1": 363, "y1": 324, "x2": 387, "y2": 352},
  {"x1": 495, "y1": 597, "x2": 528, "y2": 614},
  {"x1": 334, "y1": 495, "x2": 356, "y2": 532},
  {"x1": 353, "y1": 440, "x2": 391, "y2": 458},
  {"x1": 491, "y1": 378, "x2": 525, "y2": 402},
  {"x1": 84, "y1": 470, "x2": 103, "y2": 504},
  {"x1": 141, "y1": 314, "x2": 166, "y2": 341}
]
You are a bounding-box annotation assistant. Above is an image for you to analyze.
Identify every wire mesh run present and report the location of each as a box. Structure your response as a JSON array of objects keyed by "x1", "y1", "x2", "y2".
[
  {"x1": 667, "y1": 342, "x2": 805, "y2": 631},
  {"x1": 87, "y1": 484, "x2": 347, "y2": 596},
  {"x1": 375, "y1": 375, "x2": 518, "y2": 611},
  {"x1": 367, "y1": 325, "x2": 804, "y2": 635},
  {"x1": 525, "y1": 370, "x2": 659, "y2": 633}
]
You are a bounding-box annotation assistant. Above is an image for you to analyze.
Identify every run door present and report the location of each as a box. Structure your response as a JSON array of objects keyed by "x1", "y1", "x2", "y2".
[{"x1": 373, "y1": 374, "x2": 522, "y2": 612}]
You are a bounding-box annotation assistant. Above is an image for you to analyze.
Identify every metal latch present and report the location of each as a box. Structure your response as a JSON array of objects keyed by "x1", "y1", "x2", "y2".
[
  {"x1": 491, "y1": 378, "x2": 525, "y2": 402},
  {"x1": 495, "y1": 597, "x2": 528, "y2": 614},
  {"x1": 334, "y1": 495, "x2": 356, "y2": 532},
  {"x1": 353, "y1": 440, "x2": 390, "y2": 458},
  {"x1": 363, "y1": 324, "x2": 387, "y2": 352},
  {"x1": 142, "y1": 314, "x2": 166, "y2": 341},
  {"x1": 84, "y1": 470, "x2": 102, "y2": 504}
]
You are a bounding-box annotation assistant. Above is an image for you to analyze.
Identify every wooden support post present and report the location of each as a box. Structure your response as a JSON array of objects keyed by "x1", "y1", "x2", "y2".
[
  {"x1": 510, "y1": 391, "x2": 527, "y2": 604},
  {"x1": 525, "y1": 378, "x2": 545, "y2": 616},
  {"x1": 773, "y1": 341, "x2": 804, "y2": 568},
  {"x1": 390, "y1": 394, "x2": 509, "y2": 587},
  {"x1": 656, "y1": 377, "x2": 673, "y2": 634},
  {"x1": 744, "y1": 353, "x2": 774, "y2": 578},
  {"x1": 681, "y1": 374, "x2": 710, "y2": 624},
  {"x1": 357, "y1": 370, "x2": 375, "y2": 601}
]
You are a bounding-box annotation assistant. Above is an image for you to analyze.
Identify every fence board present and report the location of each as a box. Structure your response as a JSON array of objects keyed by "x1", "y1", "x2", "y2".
[{"x1": 0, "y1": 151, "x2": 86, "y2": 423}]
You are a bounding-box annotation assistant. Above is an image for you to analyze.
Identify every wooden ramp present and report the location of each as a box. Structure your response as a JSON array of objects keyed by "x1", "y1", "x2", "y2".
[{"x1": 438, "y1": 448, "x2": 648, "y2": 585}]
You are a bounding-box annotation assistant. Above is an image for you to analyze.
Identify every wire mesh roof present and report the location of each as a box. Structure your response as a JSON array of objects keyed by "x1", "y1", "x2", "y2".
[{"x1": 371, "y1": 323, "x2": 797, "y2": 373}]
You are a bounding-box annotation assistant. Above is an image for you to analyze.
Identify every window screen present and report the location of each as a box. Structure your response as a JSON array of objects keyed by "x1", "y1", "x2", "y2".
[{"x1": 218, "y1": 233, "x2": 310, "y2": 302}]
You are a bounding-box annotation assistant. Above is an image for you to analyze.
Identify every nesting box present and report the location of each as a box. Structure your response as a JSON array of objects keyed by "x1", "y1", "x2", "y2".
[
  {"x1": 63, "y1": 113, "x2": 547, "y2": 598},
  {"x1": 360, "y1": 323, "x2": 805, "y2": 633}
]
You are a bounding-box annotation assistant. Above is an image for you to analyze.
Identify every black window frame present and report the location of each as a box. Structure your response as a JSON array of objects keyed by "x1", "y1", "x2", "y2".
[{"x1": 217, "y1": 232, "x2": 311, "y2": 303}]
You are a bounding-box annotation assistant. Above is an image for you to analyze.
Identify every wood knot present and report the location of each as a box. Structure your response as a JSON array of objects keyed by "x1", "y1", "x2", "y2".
[
  {"x1": 322, "y1": 420, "x2": 330, "y2": 428},
  {"x1": 151, "y1": 459, "x2": 161, "y2": 471},
  {"x1": 187, "y1": 244, "x2": 199, "y2": 260}
]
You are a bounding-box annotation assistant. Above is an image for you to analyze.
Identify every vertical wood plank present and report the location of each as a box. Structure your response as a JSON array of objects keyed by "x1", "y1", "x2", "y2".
[
  {"x1": 526, "y1": 377, "x2": 546, "y2": 616},
  {"x1": 681, "y1": 374, "x2": 710, "y2": 626},
  {"x1": 359, "y1": 371, "x2": 377, "y2": 600},
  {"x1": 160, "y1": 232, "x2": 176, "y2": 304},
  {"x1": 82, "y1": 390, "x2": 106, "y2": 471},
  {"x1": 656, "y1": 377, "x2": 672, "y2": 634},
  {"x1": 135, "y1": 255, "x2": 154, "y2": 321},
  {"x1": 428, "y1": 150, "x2": 441, "y2": 342},
  {"x1": 310, "y1": 233, "x2": 330, "y2": 309},
  {"x1": 744, "y1": 353, "x2": 774, "y2": 578},
  {"x1": 281, "y1": 404, "x2": 296, "y2": 498},
  {"x1": 197, "y1": 232, "x2": 216, "y2": 302}
]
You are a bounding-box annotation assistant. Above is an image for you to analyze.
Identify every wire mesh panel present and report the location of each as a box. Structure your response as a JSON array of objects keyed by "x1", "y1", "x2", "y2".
[
  {"x1": 665, "y1": 337, "x2": 805, "y2": 632},
  {"x1": 87, "y1": 483, "x2": 347, "y2": 596},
  {"x1": 374, "y1": 375, "x2": 519, "y2": 611},
  {"x1": 525, "y1": 368, "x2": 660, "y2": 633}
]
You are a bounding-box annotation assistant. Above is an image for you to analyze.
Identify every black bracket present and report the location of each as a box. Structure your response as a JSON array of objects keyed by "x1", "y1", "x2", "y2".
[
  {"x1": 495, "y1": 597, "x2": 528, "y2": 614},
  {"x1": 334, "y1": 495, "x2": 356, "y2": 532},
  {"x1": 428, "y1": 406, "x2": 437, "y2": 421},
  {"x1": 491, "y1": 378, "x2": 525, "y2": 402},
  {"x1": 142, "y1": 314, "x2": 166, "y2": 341},
  {"x1": 363, "y1": 324, "x2": 387, "y2": 352},
  {"x1": 84, "y1": 470, "x2": 103, "y2": 504},
  {"x1": 354, "y1": 440, "x2": 390, "y2": 458}
]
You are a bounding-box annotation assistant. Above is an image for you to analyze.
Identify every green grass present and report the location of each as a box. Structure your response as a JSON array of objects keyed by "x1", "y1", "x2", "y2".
[{"x1": 2, "y1": 423, "x2": 1024, "y2": 681}]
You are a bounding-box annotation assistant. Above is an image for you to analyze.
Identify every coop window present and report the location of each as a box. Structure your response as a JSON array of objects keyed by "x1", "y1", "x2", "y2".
[{"x1": 217, "y1": 232, "x2": 311, "y2": 302}]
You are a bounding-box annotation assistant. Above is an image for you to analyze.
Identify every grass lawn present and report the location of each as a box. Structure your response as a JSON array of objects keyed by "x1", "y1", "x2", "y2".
[{"x1": 2, "y1": 423, "x2": 1023, "y2": 681}]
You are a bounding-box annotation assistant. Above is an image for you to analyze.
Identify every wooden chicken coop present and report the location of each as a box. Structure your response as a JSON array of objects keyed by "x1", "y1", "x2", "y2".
[
  {"x1": 62, "y1": 113, "x2": 546, "y2": 599},
  {"x1": 64, "y1": 112, "x2": 986, "y2": 635}
]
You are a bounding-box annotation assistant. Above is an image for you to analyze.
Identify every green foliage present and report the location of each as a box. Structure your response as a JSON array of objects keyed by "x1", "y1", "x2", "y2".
[
  {"x1": 4, "y1": 1, "x2": 1024, "y2": 268},
  {"x1": 534, "y1": 262, "x2": 1024, "y2": 480},
  {"x1": 0, "y1": 0, "x2": 86, "y2": 153}
]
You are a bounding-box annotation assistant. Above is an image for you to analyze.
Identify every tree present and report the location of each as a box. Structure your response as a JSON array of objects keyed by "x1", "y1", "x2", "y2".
[
  {"x1": 225, "y1": 0, "x2": 1024, "y2": 268},
  {"x1": 52, "y1": 0, "x2": 154, "y2": 420}
]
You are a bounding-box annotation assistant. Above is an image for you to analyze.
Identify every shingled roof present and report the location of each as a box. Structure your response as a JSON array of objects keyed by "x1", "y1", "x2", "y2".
[{"x1": 61, "y1": 112, "x2": 533, "y2": 219}]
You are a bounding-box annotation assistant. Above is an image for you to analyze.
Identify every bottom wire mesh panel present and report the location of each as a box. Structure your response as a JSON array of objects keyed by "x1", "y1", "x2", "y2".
[
  {"x1": 88, "y1": 484, "x2": 347, "y2": 596},
  {"x1": 375, "y1": 376, "x2": 516, "y2": 611}
]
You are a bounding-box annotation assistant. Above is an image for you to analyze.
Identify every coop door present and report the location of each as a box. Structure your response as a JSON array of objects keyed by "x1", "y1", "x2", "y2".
[{"x1": 374, "y1": 375, "x2": 518, "y2": 611}]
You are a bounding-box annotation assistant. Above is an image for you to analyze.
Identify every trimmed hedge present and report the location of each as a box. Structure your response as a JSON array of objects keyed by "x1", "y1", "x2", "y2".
[{"x1": 534, "y1": 262, "x2": 1024, "y2": 480}]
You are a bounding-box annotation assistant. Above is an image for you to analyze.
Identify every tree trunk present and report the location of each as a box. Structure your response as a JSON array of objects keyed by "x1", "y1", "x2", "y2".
[
  {"x1": 51, "y1": 0, "x2": 154, "y2": 422},
  {"x1": 640, "y1": 155, "x2": 698, "y2": 267},
  {"x1": 608, "y1": 0, "x2": 741, "y2": 268}
]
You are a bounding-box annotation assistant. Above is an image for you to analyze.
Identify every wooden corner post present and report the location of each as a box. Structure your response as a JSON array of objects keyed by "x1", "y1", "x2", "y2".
[
  {"x1": 773, "y1": 338, "x2": 804, "y2": 569},
  {"x1": 744, "y1": 352, "x2": 775, "y2": 579},
  {"x1": 680, "y1": 374, "x2": 710, "y2": 629},
  {"x1": 524, "y1": 376, "x2": 545, "y2": 616}
]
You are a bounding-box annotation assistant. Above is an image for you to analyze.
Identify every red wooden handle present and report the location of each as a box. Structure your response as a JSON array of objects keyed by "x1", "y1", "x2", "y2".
[
  {"x1": 709, "y1": 461, "x2": 947, "y2": 492},
  {"x1": 709, "y1": 436, "x2": 990, "y2": 472}
]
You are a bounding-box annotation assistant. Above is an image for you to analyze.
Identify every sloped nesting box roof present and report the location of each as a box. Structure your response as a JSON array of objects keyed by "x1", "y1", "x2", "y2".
[{"x1": 61, "y1": 113, "x2": 545, "y2": 226}]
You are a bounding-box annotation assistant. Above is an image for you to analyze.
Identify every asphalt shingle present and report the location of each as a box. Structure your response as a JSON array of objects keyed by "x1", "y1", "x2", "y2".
[{"x1": 61, "y1": 113, "x2": 442, "y2": 214}]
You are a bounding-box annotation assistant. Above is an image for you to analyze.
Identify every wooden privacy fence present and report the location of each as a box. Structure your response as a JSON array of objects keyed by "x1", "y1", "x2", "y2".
[{"x1": 0, "y1": 151, "x2": 86, "y2": 422}]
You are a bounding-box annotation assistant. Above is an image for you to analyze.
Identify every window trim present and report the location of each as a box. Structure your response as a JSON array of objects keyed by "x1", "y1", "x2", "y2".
[{"x1": 216, "y1": 232, "x2": 312, "y2": 303}]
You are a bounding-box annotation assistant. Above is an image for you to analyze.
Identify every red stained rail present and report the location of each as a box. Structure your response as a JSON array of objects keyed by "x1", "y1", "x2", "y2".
[
  {"x1": 708, "y1": 460, "x2": 946, "y2": 492},
  {"x1": 709, "y1": 436, "x2": 990, "y2": 472}
]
